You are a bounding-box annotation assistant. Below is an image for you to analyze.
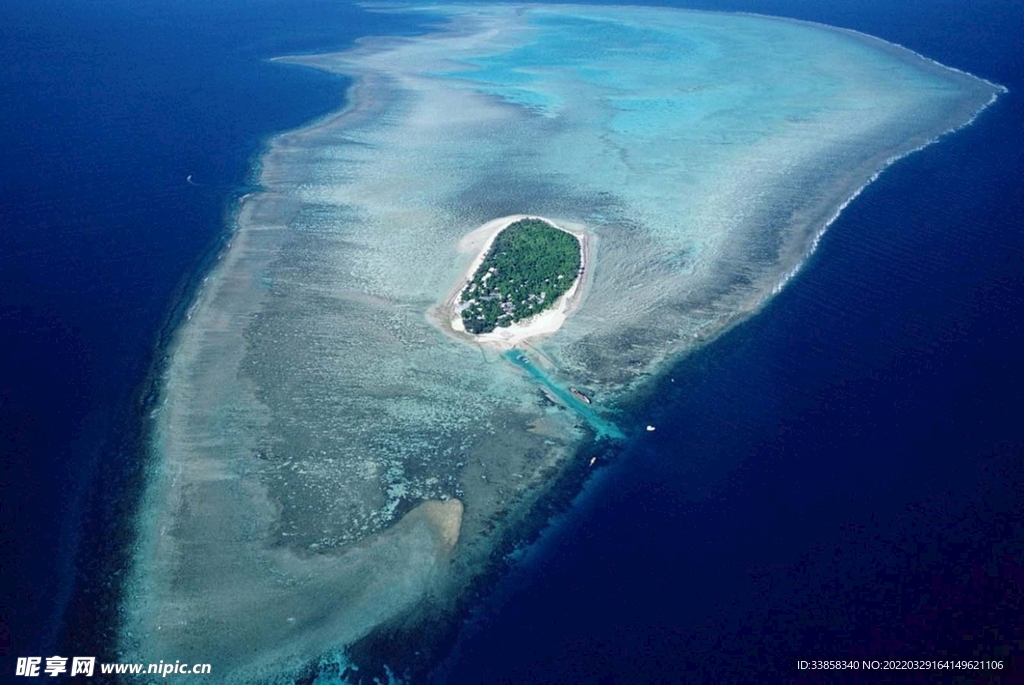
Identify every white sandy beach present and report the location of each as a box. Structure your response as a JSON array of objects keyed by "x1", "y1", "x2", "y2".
[{"x1": 444, "y1": 214, "x2": 590, "y2": 347}]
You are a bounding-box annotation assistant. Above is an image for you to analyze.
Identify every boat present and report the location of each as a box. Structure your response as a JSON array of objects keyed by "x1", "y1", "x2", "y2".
[{"x1": 570, "y1": 387, "x2": 592, "y2": 404}]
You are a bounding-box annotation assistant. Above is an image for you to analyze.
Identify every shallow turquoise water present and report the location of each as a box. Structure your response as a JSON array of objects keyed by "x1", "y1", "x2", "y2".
[{"x1": 503, "y1": 350, "x2": 623, "y2": 439}]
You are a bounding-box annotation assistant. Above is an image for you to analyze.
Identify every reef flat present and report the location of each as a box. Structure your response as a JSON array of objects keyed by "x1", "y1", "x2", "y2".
[{"x1": 121, "y1": 4, "x2": 1002, "y2": 681}]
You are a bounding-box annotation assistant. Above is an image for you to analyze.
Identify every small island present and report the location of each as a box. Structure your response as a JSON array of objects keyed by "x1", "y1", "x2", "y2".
[{"x1": 459, "y1": 218, "x2": 583, "y2": 334}]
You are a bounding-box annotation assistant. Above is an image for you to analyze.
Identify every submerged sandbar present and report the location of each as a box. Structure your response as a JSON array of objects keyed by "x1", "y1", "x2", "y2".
[{"x1": 121, "y1": 4, "x2": 1003, "y2": 681}]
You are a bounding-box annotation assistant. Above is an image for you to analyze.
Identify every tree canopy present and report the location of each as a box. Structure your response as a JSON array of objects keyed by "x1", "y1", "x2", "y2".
[{"x1": 461, "y1": 218, "x2": 582, "y2": 334}]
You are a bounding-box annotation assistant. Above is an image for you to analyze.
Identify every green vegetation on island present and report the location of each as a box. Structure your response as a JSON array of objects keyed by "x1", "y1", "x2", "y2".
[{"x1": 461, "y1": 218, "x2": 582, "y2": 335}]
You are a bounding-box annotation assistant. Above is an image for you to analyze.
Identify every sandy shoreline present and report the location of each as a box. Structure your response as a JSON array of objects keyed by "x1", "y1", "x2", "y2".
[{"x1": 438, "y1": 214, "x2": 591, "y2": 348}]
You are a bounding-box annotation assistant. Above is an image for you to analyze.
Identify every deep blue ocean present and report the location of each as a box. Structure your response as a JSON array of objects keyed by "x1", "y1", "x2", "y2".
[{"x1": 2, "y1": 0, "x2": 1021, "y2": 682}]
